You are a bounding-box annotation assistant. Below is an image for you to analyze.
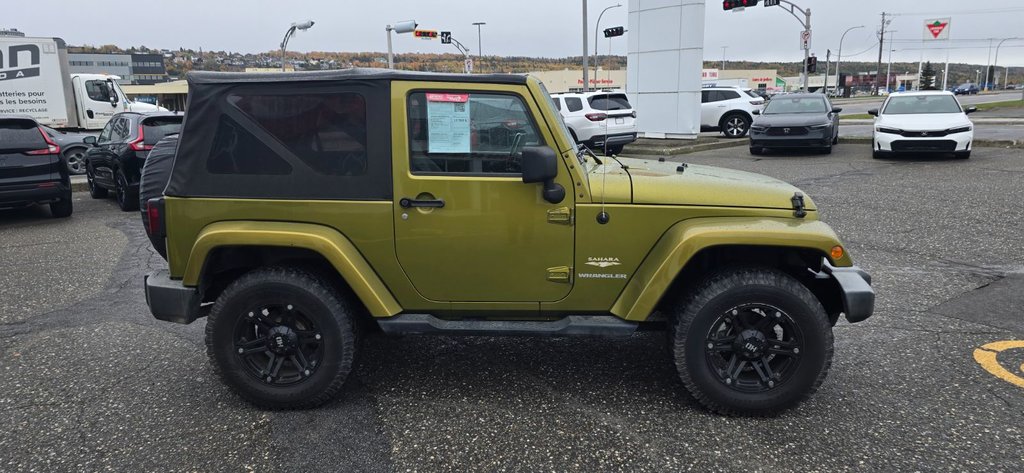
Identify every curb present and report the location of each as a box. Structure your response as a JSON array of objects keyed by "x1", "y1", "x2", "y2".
[{"x1": 622, "y1": 137, "x2": 1022, "y2": 157}]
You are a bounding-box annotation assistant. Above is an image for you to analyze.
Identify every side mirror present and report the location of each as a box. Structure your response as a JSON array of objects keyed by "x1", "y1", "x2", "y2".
[
  {"x1": 83, "y1": 136, "x2": 97, "y2": 145},
  {"x1": 832, "y1": 107, "x2": 843, "y2": 114},
  {"x1": 521, "y1": 146, "x2": 565, "y2": 204},
  {"x1": 752, "y1": 109, "x2": 760, "y2": 115},
  {"x1": 867, "y1": 108, "x2": 879, "y2": 117},
  {"x1": 964, "y1": 106, "x2": 977, "y2": 114}
]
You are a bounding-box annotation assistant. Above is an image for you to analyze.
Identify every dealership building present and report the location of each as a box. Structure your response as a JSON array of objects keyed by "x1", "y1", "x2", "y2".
[{"x1": 68, "y1": 53, "x2": 169, "y2": 85}]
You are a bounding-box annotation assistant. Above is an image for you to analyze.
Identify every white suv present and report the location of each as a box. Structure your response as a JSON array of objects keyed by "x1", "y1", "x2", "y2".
[
  {"x1": 551, "y1": 91, "x2": 637, "y2": 155},
  {"x1": 701, "y1": 86, "x2": 766, "y2": 138}
]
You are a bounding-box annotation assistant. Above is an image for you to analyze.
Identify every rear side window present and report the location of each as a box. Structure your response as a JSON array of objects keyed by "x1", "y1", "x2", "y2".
[
  {"x1": 212, "y1": 92, "x2": 369, "y2": 176},
  {"x1": 719, "y1": 90, "x2": 741, "y2": 100},
  {"x1": 588, "y1": 94, "x2": 631, "y2": 111},
  {"x1": 207, "y1": 115, "x2": 292, "y2": 175},
  {"x1": 565, "y1": 97, "x2": 584, "y2": 112},
  {"x1": 551, "y1": 97, "x2": 561, "y2": 111},
  {"x1": 0, "y1": 119, "x2": 44, "y2": 151},
  {"x1": 141, "y1": 116, "x2": 183, "y2": 145},
  {"x1": 744, "y1": 90, "x2": 761, "y2": 98}
]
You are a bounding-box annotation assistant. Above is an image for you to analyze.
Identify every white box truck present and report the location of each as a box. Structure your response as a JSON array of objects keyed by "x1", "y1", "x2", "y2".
[{"x1": 0, "y1": 36, "x2": 162, "y2": 130}]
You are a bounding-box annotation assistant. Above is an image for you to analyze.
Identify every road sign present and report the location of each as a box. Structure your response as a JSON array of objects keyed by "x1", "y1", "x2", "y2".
[
  {"x1": 800, "y1": 30, "x2": 811, "y2": 50},
  {"x1": 440, "y1": 31, "x2": 451, "y2": 44},
  {"x1": 414, "y1": 29, "x2": 438, "y2": 40},
  {"x1": 924, "y1": 18, "x2": 950, "y2": 40},
  {"x1": 764, "y1": 0, "x2": 780, "y2": 6},
  {"x1": 464, "y1": 58, "x2": 473, "y2": 73}
]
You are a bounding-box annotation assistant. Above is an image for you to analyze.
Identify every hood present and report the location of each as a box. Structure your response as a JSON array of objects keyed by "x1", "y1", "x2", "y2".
[
  {"x1": 876, "y1": 113, "x2": 971, "y2": 130},
  {"x1": 590, "y1": 156, "x2": 815, "y2": 211},
  {"x1": 753, "y1": 113, "x2": 830, "y2": 127}
]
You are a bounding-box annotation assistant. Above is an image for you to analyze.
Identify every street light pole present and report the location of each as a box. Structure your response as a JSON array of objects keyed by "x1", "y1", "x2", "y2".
[
  {"x1": 472, "y1": 22, "x2": 486, "y2": 71},
  {"x1": 582, "y1": 0, "x2": 589, "y2": 92},
  {"x1": 386, "y1": 20, "x2": 417, "y2": 70},
  {"x1": 280, "y1": 20, "x2": 314, "y2": 72},
  {"x1": 767, "y1": 1, "x2": 812, "y2": 92},
  {"x1": 835, "y1": 25, "x2": 864, "y2": 97},
  {"x1": 994, "y1": 37, "x2": 1021, "y2": 89},
  {"x1": 721, "y1": 46, "x2": 728, "y2": 71},
  {"x1": 594, "y1": 3, "x2": 622, "y2": 83}
]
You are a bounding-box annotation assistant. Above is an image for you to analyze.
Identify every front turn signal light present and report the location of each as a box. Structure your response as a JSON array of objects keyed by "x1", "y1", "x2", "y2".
[{"x1": 830, "y1": 245, "x2": 845, "y2": 261}]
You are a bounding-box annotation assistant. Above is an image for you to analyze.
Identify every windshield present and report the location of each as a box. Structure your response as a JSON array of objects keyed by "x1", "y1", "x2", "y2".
[
  {"x1": 537, "y1": 82, "x2": 581, "y2": 162},
  {"x1": 763, "y1": 96, "x2": 827, "y2": 114},
  {"x1": 882, "y1": 95, "x2": 962, "y2": 114}
]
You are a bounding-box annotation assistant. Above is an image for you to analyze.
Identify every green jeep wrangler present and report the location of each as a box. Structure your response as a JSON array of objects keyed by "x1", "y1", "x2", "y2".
[{"x1": 142, "y1": 69, "x2": 873, "y2": 416}]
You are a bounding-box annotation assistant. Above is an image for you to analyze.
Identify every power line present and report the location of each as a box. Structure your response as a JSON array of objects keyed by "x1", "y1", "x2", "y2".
[{"x1": 889, "y1": 7, "x2": 1024, "y2": 17}]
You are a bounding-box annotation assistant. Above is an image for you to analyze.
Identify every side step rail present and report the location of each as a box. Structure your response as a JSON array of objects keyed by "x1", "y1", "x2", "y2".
[{"x1": 377, "y1": 314, "x2": 638, "y2": 338}]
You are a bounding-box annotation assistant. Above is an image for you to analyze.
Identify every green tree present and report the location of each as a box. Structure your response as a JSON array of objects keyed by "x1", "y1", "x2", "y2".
[{"x1": 920, "y1": 61, "x2": 937, "y2": 90}]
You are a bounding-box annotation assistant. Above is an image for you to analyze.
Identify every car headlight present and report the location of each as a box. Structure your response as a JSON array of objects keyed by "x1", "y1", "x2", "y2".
[
  {"x1": 875, "y1": 126, "x2": 902, "y2": 134},
  {"x1": 947, "y1": 125, "x2": 972, "y2": 134},
  {"x1": 750, "y1": 125, "x2": 768, "y2": 132},
  {"x1": 808, "y1": 123, "x2": 831, "y2": 130}
]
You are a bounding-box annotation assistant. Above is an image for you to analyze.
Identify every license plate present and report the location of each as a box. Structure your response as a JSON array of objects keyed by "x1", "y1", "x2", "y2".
[{"x1": 615, "y1": 118, "x2": 624, "y2": 124}]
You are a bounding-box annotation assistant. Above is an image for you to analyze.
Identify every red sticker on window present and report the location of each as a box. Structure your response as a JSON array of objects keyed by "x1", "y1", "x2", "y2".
[{"x1": 426, "y1": 93, "x2": 469, "y2": 103}]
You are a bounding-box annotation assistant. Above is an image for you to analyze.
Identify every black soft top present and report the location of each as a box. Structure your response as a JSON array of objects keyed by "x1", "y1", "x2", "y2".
[{"x1": 187, "y1": 68, "x2": 529, "y2": 86}]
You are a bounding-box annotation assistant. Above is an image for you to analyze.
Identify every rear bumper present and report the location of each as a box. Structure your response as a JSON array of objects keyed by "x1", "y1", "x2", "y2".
[
  {"x1": 0, "y1": 182, "x2": 70, "y2": 209},
  {"x1": 824, "y1": 263, "x2": 875, "y2": 323},
  {"x1": 585, "y1": 132, "x2": 637, "y2": 149},
  {"x1": 144, "y1": 269, "x2": 202, "y2": 324}
]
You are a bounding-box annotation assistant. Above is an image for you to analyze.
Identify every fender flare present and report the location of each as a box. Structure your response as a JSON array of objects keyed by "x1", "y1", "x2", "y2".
[
  {"x1": 182, "y1": 221, "x2": 402, "y2": 317},
  {"x1": 610, "y1": 217, "x2": 851, "y2": 321}
]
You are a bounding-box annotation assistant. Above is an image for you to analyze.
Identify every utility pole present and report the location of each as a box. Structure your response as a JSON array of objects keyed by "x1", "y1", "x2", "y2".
[
  {"x1": 582, "y1": 0, "x2": 589, "y2": 92},
  {"x1": 874, "y1": 12, "x2": 887, "y2": 96},
  {"x1": 823, "y1": 49, "x2": 831, "y2": 94},
  {"x1": 721, "y1": 46, "x2": 728, "y2": 71},
  {"x1": 472, "y1": 22, "x2": 485, "y2": 71}
]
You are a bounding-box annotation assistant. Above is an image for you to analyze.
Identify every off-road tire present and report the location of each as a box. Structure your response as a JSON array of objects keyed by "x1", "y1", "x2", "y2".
[
  {"x1": 205, "y1": 267, "x2": 358, "y2": 409},
  {"x1": 49, "y1": 194, "x2": 73, "y2": 218},
  {"x1": 668, "y1": 267, "x2": 833, "y2": 416}
]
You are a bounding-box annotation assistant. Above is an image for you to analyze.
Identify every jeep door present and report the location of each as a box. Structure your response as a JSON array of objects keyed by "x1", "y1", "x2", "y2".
[{"x1": 392, "y1": 82, "x2": 575, "y2": 303}]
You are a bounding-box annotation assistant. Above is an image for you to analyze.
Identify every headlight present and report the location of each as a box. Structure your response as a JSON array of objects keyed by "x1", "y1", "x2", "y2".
[
  {"x1": 808, "y1": 123, "x2": 831, "y2": 130},
  {"x1": 875, "y1": 127, "x2": 902, "y2": 134},
  {"x1": 750, "y1": 125, "x2": 768, "y2": 132},
  {"x1": 947, "y1": 125, "x2": 972, "y2": 134}
]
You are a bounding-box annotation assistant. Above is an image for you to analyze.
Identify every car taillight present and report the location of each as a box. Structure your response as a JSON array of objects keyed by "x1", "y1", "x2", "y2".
[
  {"x1": 631, "y1": 111, "x2": 637, "y2": 118},
  {"x1": 25, "y1": 126, "x2": 61, "y2": 155},
  {"x1": 750, "y1": 100, "x2": 763, "y2": 105},
  {"x1": 585, "y1": 113, "x2": 607, "y2": 121},
  {"x1": 129, "y1": 125, "x2": 153, "y2": 152},
  {"x1": 145, "y1": 197, "x2": 165, "y2": 237}
]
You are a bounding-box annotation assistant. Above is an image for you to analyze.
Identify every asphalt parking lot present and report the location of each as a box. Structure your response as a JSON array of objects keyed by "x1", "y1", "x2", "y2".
[{"x1": 2, "y1": 144, "x2": 1023, "y2": 472}]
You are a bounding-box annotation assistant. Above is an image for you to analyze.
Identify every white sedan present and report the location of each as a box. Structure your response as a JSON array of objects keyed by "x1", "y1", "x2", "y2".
[{"x1": 869, "y1": 91, "x2": 976, "y2": 159}]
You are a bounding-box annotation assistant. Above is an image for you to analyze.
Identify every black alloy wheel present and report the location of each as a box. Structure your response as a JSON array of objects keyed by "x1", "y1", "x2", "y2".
[
  {"x1": 703, "y1": 303, "x2": 803, "y2": 393},
  {"x1": 115, "y1": 171, "x2": 138, "y2": 211},
  {"x1": 233, "y1": 303, "x2": 324, "y2": 387}
]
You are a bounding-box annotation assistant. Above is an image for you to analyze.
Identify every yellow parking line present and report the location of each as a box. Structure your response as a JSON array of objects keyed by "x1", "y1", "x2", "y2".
[{"x1": 973, "y1": 340, "x2": 1024, "y2": 389}]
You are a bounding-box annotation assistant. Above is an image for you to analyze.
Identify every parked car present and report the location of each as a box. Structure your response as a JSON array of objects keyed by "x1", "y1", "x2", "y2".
[
  {"x1": 0, "y1": 115, "x2": 73, "y2": 217},
  {"x1": 42, "y1": 126, "x2": 94, "y2": 175},
  {"x1": 868, "y1": 91, "x2": 976, "y2": 159},
  {"x1": 551, "y1": 90, "x2": 637, "y2": 155},
  {"x1": 84, "y1": 111, "x2": 183, "y2": 211},
  {"x1": 953, "y1": 83, "x2": 979, "y2": 95},
  {"x1": 701, "y1": 86, "x2": 765, "y2": 138},
  {"x1": 748, "y1": 94, "x2": 841, "y2": 155}
]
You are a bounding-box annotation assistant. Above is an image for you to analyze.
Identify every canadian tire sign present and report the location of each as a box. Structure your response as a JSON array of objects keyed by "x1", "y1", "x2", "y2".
[{"x1": 924, "y1": 18, "x2": 950, "y2": 40}]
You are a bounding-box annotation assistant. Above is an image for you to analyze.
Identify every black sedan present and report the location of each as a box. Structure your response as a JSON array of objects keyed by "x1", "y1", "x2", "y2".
[
  {"x1": 84, "y1": 111, "x2": 182, "y2": 211},
  {"x1": 0, "y1": 115, "x2": 72, "y2": 217},
  {"x1": 748, "y1": 94, "x2": 841, "y2": 155}
]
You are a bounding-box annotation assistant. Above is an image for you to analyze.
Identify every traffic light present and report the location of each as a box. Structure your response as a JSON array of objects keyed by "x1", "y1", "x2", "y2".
[
  {"x1": 806, "y1": 56, "x2": 817, "y2": 73},
  {"x1": 603, "y1": 26, "x2": 625, "y2": 38},
  {"x1": 723, "y1": 0, "x2": 760, "y2": 10}
]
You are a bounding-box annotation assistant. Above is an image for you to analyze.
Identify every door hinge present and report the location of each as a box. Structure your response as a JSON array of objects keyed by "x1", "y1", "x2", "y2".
[
  {"x1": 546, "y1": 266, "x2": 572, "y2": 283},
  {"x1": 547, "y1": 207, "x2": 574, "y2": 225}
]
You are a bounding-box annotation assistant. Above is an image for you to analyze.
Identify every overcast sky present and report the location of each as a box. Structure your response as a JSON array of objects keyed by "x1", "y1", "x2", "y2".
[{"x1": 7, "y1": 0, "x2": 1024, "y2": 67}]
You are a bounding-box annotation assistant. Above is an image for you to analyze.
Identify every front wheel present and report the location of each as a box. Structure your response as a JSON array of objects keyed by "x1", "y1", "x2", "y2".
[
  {"x1": 721, "y1": 113, "x2": 751, "y2": 139},
  {"x1": 954, "y1": 151, "x2": 971, "y2": 159},
  {"x1": 748, "y1": 147, "x2": 763, "y2": 155},
  {"x1": 205, "y1": 267, "x2": 358, "y2": 409},
  {"x1": 87, "y1": 171, "x2": 108, "y2": 199},
  {"x1": 669, "y1": 268, "x2": 833, "y2": 416}
]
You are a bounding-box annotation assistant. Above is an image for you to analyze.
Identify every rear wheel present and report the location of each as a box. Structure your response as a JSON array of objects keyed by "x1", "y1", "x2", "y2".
[
  {"x1": 605, "y1": 144, "x2": 624, "y2": 156},
  {"x1": 87, "y1": 171, "x2": 108, "y2": 198},
  {"x1": 63, "y1": 147, "x2": 88, "y2": 175},
  {"x1": 721, "y1": 113, "x2": 751, "y2": 139},
  {"x1": 669, "y1": 268, "x2": 833, "y2": 416},
  {"x1": 49, "y1": 194, "x2": 73, "y2": 218},
  {"x1": 205, "y1": 267, "x2": 358, "y2": 409},
  {"x1": 115, "y1": 171, "x2": 138, "y2": 211}
]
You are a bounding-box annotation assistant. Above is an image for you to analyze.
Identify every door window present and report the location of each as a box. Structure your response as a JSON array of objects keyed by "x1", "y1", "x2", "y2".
[
  {"x1": 85, "y1": 80, "x2": 115, "y2": 102},
  {"x1": 109, "y1": 117, "x2": 131, "y2": 142},
  {"x1": 407, "y1": 91, "x2": 544, "y2": 175},
  {"x1": 97, "y1": 120, "x2": 115, "y2": 143}
]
